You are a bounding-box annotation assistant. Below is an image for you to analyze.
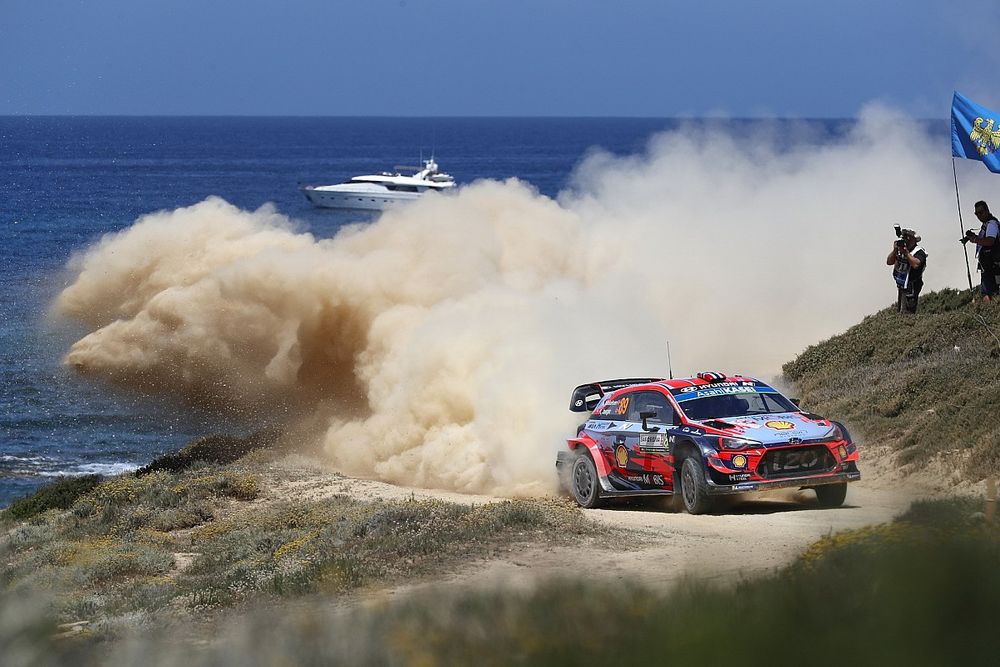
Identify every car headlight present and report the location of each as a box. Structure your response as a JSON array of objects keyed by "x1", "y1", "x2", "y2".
[
  {"x1": 717, "y1": 436, "x2": 760, "y2": 451},
  {"x1": 825, "y1": 422, "x2": 851, "y2": 442}
]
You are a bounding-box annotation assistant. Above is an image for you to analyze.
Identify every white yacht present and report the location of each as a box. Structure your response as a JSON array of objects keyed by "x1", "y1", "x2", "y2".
[{"x1": 300, "y1": 159, "x2": 456, "y2": 210}]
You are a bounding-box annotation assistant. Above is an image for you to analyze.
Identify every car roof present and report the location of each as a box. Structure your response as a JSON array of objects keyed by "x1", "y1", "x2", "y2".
[
  {"x1": 657, "y1": 373, "x2": 758, "y2": 391},
  {"x1": 569, "y1": 373, "x2": 764, "y2": 412}
]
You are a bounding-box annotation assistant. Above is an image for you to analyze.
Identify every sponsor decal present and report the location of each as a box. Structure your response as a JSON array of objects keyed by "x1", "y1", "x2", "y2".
[
  {"x1": 595, "y1": 399, "x2": 623, "y2": 416},
  {"x1": 731, "y1": 454, "x2": 748, "y2": 469},
  {"x1": 765, "y1": 420, "x2": 795, "y2": 430},
  {"x1": 739, "y1": 415, "x2": 788, "y2": 424},
  {"x1": 639, "y1": 433, "x2": 668, "y2": 453},
  {"x1": 677, "y1": 381, "x2": 756, "y2": 393},
  {"x1": 626, "y1": 473, "x2": 654, "y2": 484},
  {"x1": 672, "y1": 384, "x2": 780, "y2": 402},
  {"x1": 729, "y1": 473, "x2": 752, "y2": 482},
  {"x1": 652, "y1": 474, "x2": 665, "y2": 485},
  {"x1": 732, "y1": 483, "x2": 756, "y2": 491},
  {"x1": 615, "y1": 445, "x2": 629, "y2": 467},
  {"x1": 674, "y1": 386, "x2": 750, "y2": 401},
  {"x1": 767, "y1": 449, "x2": 821, "y2": 473}
]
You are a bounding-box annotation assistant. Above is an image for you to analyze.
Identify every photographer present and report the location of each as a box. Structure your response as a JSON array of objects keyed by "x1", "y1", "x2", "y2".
[
  {"x1": 886, "y1": 227, "x2": 926, "y2": 314},
  {"x1": 962, "y1": 201, "x2": 999, "y2": 303}
]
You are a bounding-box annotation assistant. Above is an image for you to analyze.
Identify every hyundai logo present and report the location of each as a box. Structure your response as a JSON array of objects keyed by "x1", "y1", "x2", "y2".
[{"x1": 788, "y1": 437, "x2": 802, "y2": 445}]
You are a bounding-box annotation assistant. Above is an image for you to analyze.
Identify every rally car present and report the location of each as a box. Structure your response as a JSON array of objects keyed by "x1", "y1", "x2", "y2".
[{"x1": 556, "y1": 372, "x2": 860, "y2": 514}]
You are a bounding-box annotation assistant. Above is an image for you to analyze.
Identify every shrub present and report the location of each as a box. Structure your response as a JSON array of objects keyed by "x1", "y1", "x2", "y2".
[
  {"x1": 782, "y1": 288, "x2": 1000, "y2": 481},
  {"x1": 52, "y1": 498, "x2": 999, "y2": 667},
  {"x1": 4, "y1": 475, "x2": 103, "y2": 521},
  {"x1": 136, "y1": 430, "x2": 278, "y2": 477}
]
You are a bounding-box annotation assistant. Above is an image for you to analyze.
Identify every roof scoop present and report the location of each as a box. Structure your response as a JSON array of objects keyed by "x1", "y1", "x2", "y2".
[{"x1": 702, "y1": 419, "x2": 737, "y2": 430}]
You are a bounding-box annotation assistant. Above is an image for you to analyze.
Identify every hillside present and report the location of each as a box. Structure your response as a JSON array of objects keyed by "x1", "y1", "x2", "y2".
[
  {"x1": 783, "y1": 288, "x2": 1000, "y2": 484},
  {"x1": 3, "y1": 289, "x2": 999, "y2": 664}
]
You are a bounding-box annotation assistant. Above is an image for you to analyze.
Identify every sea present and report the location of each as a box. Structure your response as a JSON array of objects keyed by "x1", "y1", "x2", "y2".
[{"x1": 0, "y1": 116, "x2": 870, "y2": 507}]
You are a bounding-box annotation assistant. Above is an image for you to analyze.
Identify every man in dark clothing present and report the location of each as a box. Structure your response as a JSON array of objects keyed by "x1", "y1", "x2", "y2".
[
  {"x1": 886, "y1": 228, "x2": 927, "y2": 313},
  {"x1": 964, "y1": 200, "x2": 999, "y2": 302}
]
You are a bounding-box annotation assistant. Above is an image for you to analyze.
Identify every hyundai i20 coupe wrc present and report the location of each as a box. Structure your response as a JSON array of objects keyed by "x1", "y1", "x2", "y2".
[{"x1": 556, "y1": 372, "x2": 860, "y2": 514}]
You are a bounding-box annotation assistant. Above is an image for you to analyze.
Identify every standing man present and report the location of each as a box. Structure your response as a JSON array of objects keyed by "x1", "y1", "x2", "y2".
[
  {"x1": 964, "y1": 200, "x2": 999, "y2": 302},
  {"x1": 886, "y1": 228, "x2": 927, "y2": 313}
]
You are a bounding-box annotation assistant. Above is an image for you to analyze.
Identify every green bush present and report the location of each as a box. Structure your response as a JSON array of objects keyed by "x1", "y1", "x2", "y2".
[
  {"x1": 4, "y1": 475, "x2": 103, "y2": 521},
  {"x1": 136, "y1": 430, "x2": 278, "y2": 476}
]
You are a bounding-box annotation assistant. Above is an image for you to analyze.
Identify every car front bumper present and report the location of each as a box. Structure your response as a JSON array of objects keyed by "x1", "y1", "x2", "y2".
[{"x1": 705, "y1": 467, "x2": 861, "y2": 496}]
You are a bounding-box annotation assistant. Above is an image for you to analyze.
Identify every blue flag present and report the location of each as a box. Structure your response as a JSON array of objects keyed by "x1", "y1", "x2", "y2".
[{"x1": 952, "y1": 91, "x2": 1000, "y2": 173}]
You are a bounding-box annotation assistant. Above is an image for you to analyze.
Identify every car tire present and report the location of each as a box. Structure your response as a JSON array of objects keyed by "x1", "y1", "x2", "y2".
[
  {"x1": 679, "y1": 456, "x2": 713, "y2": 515},
  {"x1": 814, "y1": 482, "x2": 847, "y2": 508},
  {"x1": 571, "y1": 451, "x2": 604, "y2": 509}
]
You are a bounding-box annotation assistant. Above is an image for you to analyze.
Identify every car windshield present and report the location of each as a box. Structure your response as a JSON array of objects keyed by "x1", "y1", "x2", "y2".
[{"x1": 678, "y1": 390, "x2": 798, "y2": 421}]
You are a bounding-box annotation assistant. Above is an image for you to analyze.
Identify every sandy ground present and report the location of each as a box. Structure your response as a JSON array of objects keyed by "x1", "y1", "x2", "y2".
[
  {"x1": 381, "y1": 484, "x2": 919, "y2": 598},
  {"x1": 256, "y1": 445, "x2": 943, "y2": 600}
]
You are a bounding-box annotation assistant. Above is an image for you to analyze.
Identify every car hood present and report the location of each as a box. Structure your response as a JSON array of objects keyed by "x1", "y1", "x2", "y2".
[{"x1": 692, "y1": 412, "x2": 833, "y2": 445}]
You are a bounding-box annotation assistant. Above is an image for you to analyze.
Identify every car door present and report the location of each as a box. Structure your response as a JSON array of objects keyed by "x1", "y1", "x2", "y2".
[
  {"x1": 624, "y1": 390, "x2": 678, "y2": 490},
  {"x1": 586, "y1": 390, "x2": 646, "y2": 491}
]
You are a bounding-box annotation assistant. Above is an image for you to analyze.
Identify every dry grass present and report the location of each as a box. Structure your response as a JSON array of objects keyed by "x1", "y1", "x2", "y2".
[
  {"x1": 0, "y1": 455, "x2": 601, "y2": 643},
  {"x1": 3, "y1": 497, "x2": 996, "y2": 667},
  {"x1": 782, "y1": 288, "x2": 1000, "y2": 481}
]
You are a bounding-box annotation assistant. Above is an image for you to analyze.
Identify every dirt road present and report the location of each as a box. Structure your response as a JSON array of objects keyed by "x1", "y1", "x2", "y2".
[
  {"x1": 415, "y1": 483, "x2": 916, "y2": 594},
  {"x1": 268, "y1": 454, "x2": 919, "y2": 595}
]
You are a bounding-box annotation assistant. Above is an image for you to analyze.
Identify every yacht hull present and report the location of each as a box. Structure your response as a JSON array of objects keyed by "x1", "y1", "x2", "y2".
[{"x1": 300, "y1": 187, "x2": 421, "y2": 211}]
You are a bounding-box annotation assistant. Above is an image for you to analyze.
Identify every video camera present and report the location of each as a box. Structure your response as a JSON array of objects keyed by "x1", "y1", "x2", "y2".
[{"x1": 894, "y1": 224, "x2": 907, "y2": 249}]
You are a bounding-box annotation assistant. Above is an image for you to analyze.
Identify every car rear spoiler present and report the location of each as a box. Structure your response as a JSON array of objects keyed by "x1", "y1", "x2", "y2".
[{"x1": 569, "y1": 378, "x2": 663, "y2": 412}]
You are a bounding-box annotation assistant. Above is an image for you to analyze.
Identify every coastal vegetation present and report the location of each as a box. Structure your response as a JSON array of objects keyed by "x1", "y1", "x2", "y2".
[
  {"x1": 3, "y1": 287, "x2": 998, "y2": 664},
  {"x1": 783, "y1": 288, "x2": 1000, "y2": 479},
  {"x1": 3, "y1": 492, "x2": 996, "y2": 665},
  {"x1": 5, "y1": 475, "x2": 102, "y2": 521},
  {"x1": 1, "y1": 447, "x2": 601, "y2": 652}
]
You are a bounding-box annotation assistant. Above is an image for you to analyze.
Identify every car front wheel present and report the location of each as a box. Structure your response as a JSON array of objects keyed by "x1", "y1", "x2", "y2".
[
  {"x1": 679, "y1": 456, "x2": 713, "y2": 515},
  {"x1": 571, "y1": 452, "x2": 604, "y2": 508},
  {"x1": 814, "y1": 482, "x2": 847, "y2": 508}
]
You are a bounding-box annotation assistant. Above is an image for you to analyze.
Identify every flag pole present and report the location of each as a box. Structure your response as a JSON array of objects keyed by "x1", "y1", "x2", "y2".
[{"x1": 952, "y1": 158, "x2": 975, "y2": 291}]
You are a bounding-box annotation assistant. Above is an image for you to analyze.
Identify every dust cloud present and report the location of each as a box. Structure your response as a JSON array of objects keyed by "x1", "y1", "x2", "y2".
[{"x1": 54, "y1": 107, "x2": 985, "y2": 494}]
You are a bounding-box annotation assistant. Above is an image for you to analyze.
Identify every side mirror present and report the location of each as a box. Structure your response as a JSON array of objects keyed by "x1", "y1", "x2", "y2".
[
  {"x1": 790, "y1": 398, "x2": 801, "y2": 408},
  {"x1": 639, "y1": 410, "x2": 659, "y2": 432}
]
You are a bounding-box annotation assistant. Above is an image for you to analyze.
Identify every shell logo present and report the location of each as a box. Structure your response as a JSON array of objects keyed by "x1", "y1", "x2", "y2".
[
  {"x1": 731, "y1": 454, "x2": 748, "y2": 469},
  {"x1": 765, "y1": 420, "x2": 795, "y2": 430},
  {"x1": 615, "y1": 445, "x2": 629, "y2": 467}
]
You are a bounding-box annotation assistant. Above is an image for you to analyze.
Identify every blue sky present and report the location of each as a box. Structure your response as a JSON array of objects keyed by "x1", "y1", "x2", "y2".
[{"x1": 1, "y1": 0, "x2": 997, "y2": 117}]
